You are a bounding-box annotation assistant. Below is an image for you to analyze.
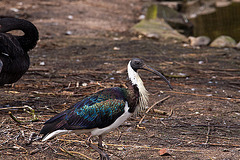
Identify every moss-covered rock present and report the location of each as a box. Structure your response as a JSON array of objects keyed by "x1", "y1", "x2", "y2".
[
  {"x1": 131, "y1": 19, "x2": 187, "y2": 42},
  {"x1": 210, "y1": 35, "x2": 236, "y2": 48}
]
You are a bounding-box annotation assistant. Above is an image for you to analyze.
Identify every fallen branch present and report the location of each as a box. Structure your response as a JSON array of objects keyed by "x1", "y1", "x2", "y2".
[
  {"x1": 165, "y1": 91, "x2": 240, "y2": 102},
  {"x1": 199, "y1": 143, "x2": 240, "y2": 147},
  {"x1": 138, "y1": 95, "x2": 171, "y2": 126},
  {"x1": 0, "y1": 106, "x2": 29, "y2": 111},
  {"x1": 166, "y1": 125, "x2": 240, "y2": 140}
]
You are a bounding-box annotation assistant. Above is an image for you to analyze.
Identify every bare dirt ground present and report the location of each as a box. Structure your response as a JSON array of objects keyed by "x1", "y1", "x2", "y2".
[{"x1": 0, "y1": 0, "x2": 240, "y2": 159}]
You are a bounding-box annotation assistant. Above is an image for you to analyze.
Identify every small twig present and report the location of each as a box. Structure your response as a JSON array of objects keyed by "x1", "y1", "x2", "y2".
[
  {"x1": 146, "y1": 96, "x2": 171, "y2": 114},
  {"x1": 152, "y1": 109, "x2": 167, "y2": 115},
  {"x1": 8, "y1": 111, "x2": 22, "y2": 124},
  {"x1": 167, "y1": 125, "x2": 240, "y2": 141},
  {"x1": 0, "y1": 147, "x2": 17, "y2": 151},
  {"x1": 138, "y1": 96, "x2": 171, "y2": 126},
  {"x1": 58, "y1": 138, "x2": 120, "y2": 160},
  {"x1": 8, "y1": 106, "x2": 39, "y2": 124},
  {"x1": 14, "y1": 144, "x2": 28, "y2": 154},
  {"x1": 160, "y1": 120, "x2": 167, "y2": 127},
  {"x1": 0, "y1": 106, "x2": 29, "y2": 111},
  {"x1": 30, "y1": 148, "x2": 41, "y2": 155},
  {"x1": 171, "y1": 124, "x2": 240, "y2": 129},
  {"x1": 68, "y1": 151, "x2": 93, "y2": 160},
  {"x1": 168, "y1": 109, "x2": 173, "y2": 118},
  {"x1": 55, "y1": 152, "x2": 71, "y2": 157},
  {"x1": 59, "y1": 147, "x2": 76, "y2": 158},
  {"x1": 42, "y1": 106, "x2": 60, "y2": 113},
  {"x1": 20, "y1": 124, "x2": 40, "y2": 131},
  {"x1": 0, "y1": 119, "x2": 6, "y2": 127},
  {"x1": 26, "y1": 132, "x2": 36, "y2": 145},
  {"x1": 166, "y1": 74, "x2": 188, "y2": 78},
  {"x1": 116, "y1": 128, "x2": 122, "y2": 141},
  {"x1": 199, "y1": 143, "x2": 240, "y2": 147},
  {"x1": 205, "y1": 122, "x2": 211, "y2": 145},
  {"x1": 23, "y1": 106, "x2": 39, "y2": 122},
  {"x1": 208, "y1": 156, "x2": 214, "y2": 160},
  {"x1": 46, "y1": 142, "x2": 58, "y2": 153}
]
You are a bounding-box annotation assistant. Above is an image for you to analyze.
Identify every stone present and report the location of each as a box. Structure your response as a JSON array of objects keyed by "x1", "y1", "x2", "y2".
[
  {"x1": 154, "y1": 4, "x2": 193, "y2": 36},
  {"x1": 131, "y1": 19, "x2": 187, "y2": 42},
  {"x1": 188, "y1": 36, "x2": 211, "y2": 47},
  {"x1": 210, "y1": 35, "x2": 236, "y2": 48},
  {"x1": 159, "y1": 1, "x2": 182, "y2": 11},
  {"x1": 235, "y1": 41, "x2": 240, "y2": 49},
  {"x1": 183, "y1": 0, "x2": 216, "y2": 18},
  {"x1": 216, "y1": 1, "x2": 231, "y2": 8}
]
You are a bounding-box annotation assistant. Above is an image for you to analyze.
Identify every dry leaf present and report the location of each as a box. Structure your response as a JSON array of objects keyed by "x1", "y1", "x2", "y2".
[{"x1": 159, "y1": 148, "x2": 171, "y2": 156}]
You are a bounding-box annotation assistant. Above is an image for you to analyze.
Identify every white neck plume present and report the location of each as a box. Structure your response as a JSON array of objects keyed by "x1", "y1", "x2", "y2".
[{"x1": 128, "y1": 61, "x2": 149, "y2": 113}]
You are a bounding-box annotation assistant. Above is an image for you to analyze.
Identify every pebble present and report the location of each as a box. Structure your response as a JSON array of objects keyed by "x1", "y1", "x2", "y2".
[
  {"x1": 65, "y1": 31, "x2": 73, "y2": 35},
  {"x1": 198, "y1": 61, "x2": 204, "y2": 64},
  {"x1": 10, "y1": 8, "x2": 19, "y2": 12},
  {"x1": 138, "y1": 15, "x2": 145, "y2": 20},
  {"x1": 40, "y1": 62, "x2": 45, "y2": 66},
  {"x1": 113, "y1": 47, "x2": 120, "y2": 50},
  {"x1": 82, "y1": 82, "x2": 87, "y2": 86},
  {"x1": 67, "y1": 15, "x2": 73, "y2": 20}
]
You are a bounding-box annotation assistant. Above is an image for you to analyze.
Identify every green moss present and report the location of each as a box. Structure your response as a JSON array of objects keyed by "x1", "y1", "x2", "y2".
[{"x1": 146, "y1": 4, "x2": 158, "y2": 20}]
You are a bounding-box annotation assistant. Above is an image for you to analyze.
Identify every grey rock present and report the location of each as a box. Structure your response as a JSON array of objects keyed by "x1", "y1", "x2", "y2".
[
  {"x1": 210, "y1": 35, "x2": 236, "y2": 48},
  {"x1": 154, "y1": 4, "x2": 193, "y2": 36},
  {"x1": 235, "y1": 41, "x2": 240, "y2": 49},
  {"x1": 188, "y1": 36, "x2": 211, "y2": 47}
]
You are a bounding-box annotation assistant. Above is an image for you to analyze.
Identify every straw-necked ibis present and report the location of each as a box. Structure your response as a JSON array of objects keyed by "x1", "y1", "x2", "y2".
[{"x1": 40, "y1": 58, "x2": 173, "y2": 159}]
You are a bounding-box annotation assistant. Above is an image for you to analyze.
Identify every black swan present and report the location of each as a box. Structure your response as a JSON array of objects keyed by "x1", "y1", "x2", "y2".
[{"x1": 0, "y1": 17, "x2": 39, "y2": 85}]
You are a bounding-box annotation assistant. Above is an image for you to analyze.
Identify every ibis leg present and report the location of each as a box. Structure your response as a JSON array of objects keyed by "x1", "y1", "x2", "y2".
[
  {"x1": 86, "y1": 135, "x2": 110, "y2": 160},
  {"x1": 98, "y1": 135, "x2": 110, "y2": 160}
]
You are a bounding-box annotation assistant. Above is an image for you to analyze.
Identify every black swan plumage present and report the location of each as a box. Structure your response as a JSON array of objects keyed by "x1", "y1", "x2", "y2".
[{"x1": 0, "y1": 17, "x2": 39, "y2": 85}]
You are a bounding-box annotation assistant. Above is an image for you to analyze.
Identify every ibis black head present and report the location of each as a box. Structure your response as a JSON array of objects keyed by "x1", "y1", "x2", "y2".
[{"x1": 130, "y1": 58, "x2": 173, "y2": 90}]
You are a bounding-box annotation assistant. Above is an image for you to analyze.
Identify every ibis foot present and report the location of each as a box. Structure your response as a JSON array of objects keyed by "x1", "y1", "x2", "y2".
[{"x1": 86, "y1": 135, "x2": 110, "y2": 160}]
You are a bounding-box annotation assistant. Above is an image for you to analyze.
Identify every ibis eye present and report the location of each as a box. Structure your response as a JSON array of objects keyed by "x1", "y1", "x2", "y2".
[{"x1": 135, "y1": 61, "x2": 140, "y2": 65}]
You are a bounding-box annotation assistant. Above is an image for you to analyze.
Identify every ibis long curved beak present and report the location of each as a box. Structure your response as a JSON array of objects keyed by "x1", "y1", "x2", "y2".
[{"x1": 142, "y1": 64, "x2": 173, "y2": 90}]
